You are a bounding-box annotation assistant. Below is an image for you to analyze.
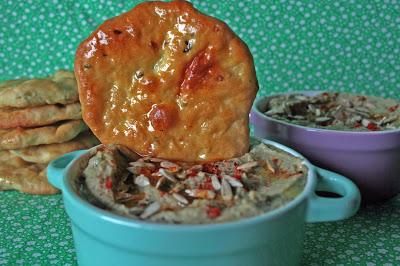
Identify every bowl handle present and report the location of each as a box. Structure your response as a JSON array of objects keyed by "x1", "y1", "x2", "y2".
[
  {"x1": 47, "y1": 150, "x2": 87, "y2": 190},
  {"x1": 306, "y1": 167, "x2": 361, "y2": 223}
]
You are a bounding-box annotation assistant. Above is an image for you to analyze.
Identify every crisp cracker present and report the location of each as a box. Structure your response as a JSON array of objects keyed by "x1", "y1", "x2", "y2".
[{"x1": 75, "y1": 1, "x2": 258, "y2": 162}]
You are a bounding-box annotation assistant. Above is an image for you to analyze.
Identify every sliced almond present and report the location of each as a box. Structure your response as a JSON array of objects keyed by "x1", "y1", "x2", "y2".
[
  {"x1": 159, "y1": 168, "x2": 177, "y2": 183},
  {"x1": 172, "y1": 193, "x2": 189, "y2": 205},
  {"x1": 236, "y1": 161, "x2": 258, "y2": 171},
  {"x1": 221, "y1": 178, "x2": 233, "y2": 201},
  {"x1": 134, "y1": 174, "x2": 150, "y2": 187},
  {"x1": 222, "y1": 174, "x2": 243, "y2": 188},
  {"x1": 210, "y1": 174, "x2": 221, "y2": 190},
  {"x1": 140, "y1": 202, "x2": 161, "y2": 219},
  {"x1": 185, "y1": 189, "x2": 215, "y2": 199}
]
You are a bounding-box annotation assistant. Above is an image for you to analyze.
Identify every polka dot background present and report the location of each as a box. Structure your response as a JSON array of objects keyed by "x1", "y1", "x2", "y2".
[{"x1": 0, "y1": 0, "x2": 399, "y2": 265}]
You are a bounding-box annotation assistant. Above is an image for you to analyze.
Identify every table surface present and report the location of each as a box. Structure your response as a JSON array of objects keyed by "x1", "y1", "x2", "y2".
[{"x1": 0, "y1": 0, "x2": 399, "y2": 265}]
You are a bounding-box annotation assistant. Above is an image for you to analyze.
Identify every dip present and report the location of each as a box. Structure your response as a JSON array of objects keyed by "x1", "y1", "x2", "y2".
[
  {"x1": 263, "y1": 92, "x2": 400, "y2": 131},
  {"x1": 75, "y1": 143, "x2": 307, "y2": 224}
]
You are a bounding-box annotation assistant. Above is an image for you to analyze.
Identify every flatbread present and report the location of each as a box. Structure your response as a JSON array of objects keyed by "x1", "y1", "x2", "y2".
[
  {"x1": 9, "y1": 131, "x2": 99, "y2": 164},
  {"x1": 0, "y1": 120, "x2": 88, "y2": 150},
  {"x1": 0, "y1": 149, "x2": 24, "y2": 165},
  {"x1": 0, "y1": 103, "x2": 81, "y2": 129},
  {"x1": 0, "y1": 158, "x2": 58, "y2": 195},
  {"x1": 75, "y1": 1, "x2": 258, "y2": 162},
  {"x1": 0, "y1": 70, "x2": 79, "y2": 108}
]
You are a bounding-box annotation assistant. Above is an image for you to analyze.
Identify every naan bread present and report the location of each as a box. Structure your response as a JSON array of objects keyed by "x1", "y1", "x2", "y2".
[
  {"x1": 0, "y1": 70, "x2": 78, "y2": 108},
  {"x1": 75, "y1": 1, "x2": 258, "y2": 162},
  {"x1": 0, "y1": 103, "x2": 81, "y2": 129},
  {"x1": 0, "y1": 152, "x2": 57, "y2": 194},
  {"x1": 9, "y1": 131, "x2": 99, "y2": 164},
  {"x1": 0, "y1": 120, "x2": 88, "y2": 150}
]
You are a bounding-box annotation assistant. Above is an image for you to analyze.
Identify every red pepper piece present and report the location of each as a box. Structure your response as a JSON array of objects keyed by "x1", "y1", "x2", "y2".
[
  {"x1": 202, "y1": 183, "x2": 213, "y2": 190},
  {"x1": 233, "y1": 167, "x2": 242, "y2": 180},
  {"x1": 367, "y1": 122, "x2": 380, "y2": 131},
  {"x1": 105, "y1": 177, "x2": 112, "y2": 190},
  {"x1": 354, "y1": 122, "x2": 361, "y2": 128},
  {"x1": 207, "y1": 206, "x2": 221, "y2": 219},
  {"x1": 202, "y1": 164, "x2": 220, "y2": 175},
  {"x1": 200, "y1": 176, "x2": 213, "y2": 190}
]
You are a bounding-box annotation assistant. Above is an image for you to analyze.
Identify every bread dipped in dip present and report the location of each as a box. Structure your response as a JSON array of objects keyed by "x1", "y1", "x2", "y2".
[{"x1": 75, "y1": 0, "x2": 258, "y2": 162}]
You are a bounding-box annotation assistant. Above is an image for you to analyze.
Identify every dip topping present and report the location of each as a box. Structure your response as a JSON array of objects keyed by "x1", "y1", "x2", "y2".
[
  {"x1": 264, "y1": 92, "x2": 400, "y2": 131},
  {"x1": 77, "y1": 143, "x2": 307, "y2": 224}
]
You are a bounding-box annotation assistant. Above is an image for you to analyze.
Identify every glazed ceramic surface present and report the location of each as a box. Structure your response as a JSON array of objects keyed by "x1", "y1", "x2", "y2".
[
  {"x1": 48, "y1": 139, "x2": 360, "y2": 266},
  {"x1": 251, "y1": 91, "x2": 400, "y2": 203}
]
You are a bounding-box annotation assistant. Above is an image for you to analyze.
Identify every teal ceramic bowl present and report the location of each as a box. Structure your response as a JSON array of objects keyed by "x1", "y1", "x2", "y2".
[{"x1": 47, "y1": 139, "x2": 360, "y2": 266}]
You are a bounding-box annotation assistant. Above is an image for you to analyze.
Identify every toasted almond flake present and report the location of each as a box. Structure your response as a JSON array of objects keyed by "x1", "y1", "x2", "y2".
[
  {"x1": 355, "y1": 106, "x2": 370, "y2": 114},
  {"x1": 129, "y1": 161, "x2": 145, "y2": 167},
  {"x1": 265, "y1": 109, "x2": 284, "y2": 116},
  {"x1": 292, "y1": 115, "x2": 306, "y2": 120},
  {"x1": 222, "y1": 175, "x2": 243, "y2": 188},
  {"x1": 237, "y1": 161, "x2": 258, "y2": 171},
  {"x1": 140, "y1": 202, "x2": 161, "y2": 219},
  {"x1": 221, "y1": 178, "x2": 233, "y2": 201},
  {"x1": 160, "y1": 161, "x2": 180, "y2": 169},
  {"x1": 159, "y1": 168, "x2": 177, "y2": 183},
  {"x1": 361, "y1": 118, "x2": 371, "y2": 127},
  {"x1": 210, "y1": 174, "x2": 221, "y2": 190},
  {"x1": 185, "y1": 189, "x2": 215, "y2": 199},
  {"x1": 315, "y1": 116, "x2": 332, "y2": 122},
  {"x1": 265, "y1": 158, "x2": 277, "y2": 174},
  {"x1": 134, "y1": 174, "x2": 150, "y2": 187},
  {"x1": 172, "y1": 193, "x2": 189, "y2": 205},
  {"x1": 350, "y1": 115, "x2": 362, "y2": 124},
  {"x1": 155, "y1": 177, "x2": 165, "y2": 189}
]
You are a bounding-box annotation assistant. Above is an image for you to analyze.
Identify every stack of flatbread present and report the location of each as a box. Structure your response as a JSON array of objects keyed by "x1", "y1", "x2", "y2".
[{"x1": 0, "y1": 70, "x2": 99, "y2": 194}]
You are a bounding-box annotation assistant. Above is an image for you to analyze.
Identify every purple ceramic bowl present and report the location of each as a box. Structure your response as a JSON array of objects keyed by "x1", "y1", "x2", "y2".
[{"x1": 250, "y1": 91, "x2": 400, "y2": 203}]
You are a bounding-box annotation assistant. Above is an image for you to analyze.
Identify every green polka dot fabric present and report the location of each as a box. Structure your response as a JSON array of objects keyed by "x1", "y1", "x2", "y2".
[{"x1": 0, "y1": 0, "x2": 399, "y2": 265}]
